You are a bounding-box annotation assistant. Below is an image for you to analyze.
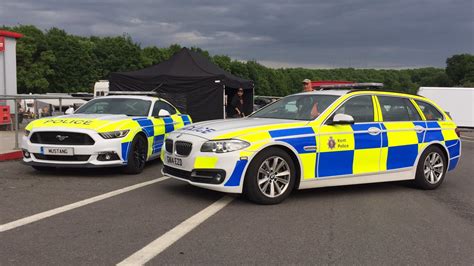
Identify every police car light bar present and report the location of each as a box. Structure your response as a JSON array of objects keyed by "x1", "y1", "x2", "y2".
[{"x1": 317, "y1": 83, "x2": 384, "y2": 90}]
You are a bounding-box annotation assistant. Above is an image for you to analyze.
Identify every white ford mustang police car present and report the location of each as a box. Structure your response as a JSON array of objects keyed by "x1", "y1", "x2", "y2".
[
  {"x1": 22, "y1": 95, "x2": 191, "y2": 174},
  {"x1": 162, "y1": 90, "x2": 461, "y2": 204}
]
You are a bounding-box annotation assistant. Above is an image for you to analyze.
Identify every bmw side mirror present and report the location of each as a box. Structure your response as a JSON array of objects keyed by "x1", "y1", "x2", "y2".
[
  {"x1": 158, "y1": 109, "x2": 171, "y2": 117},
  {"x1": 329, "y1": 113, "x2": 354, "y2": 125}
]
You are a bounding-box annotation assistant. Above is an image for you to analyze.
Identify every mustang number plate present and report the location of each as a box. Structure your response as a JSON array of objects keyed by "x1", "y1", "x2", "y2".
[{"x1": 42, "y1": 147, "x2": 74, "y2": 156}]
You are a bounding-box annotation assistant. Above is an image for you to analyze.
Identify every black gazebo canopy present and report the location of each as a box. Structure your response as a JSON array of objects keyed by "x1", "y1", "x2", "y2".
[{"x1": 109, "y1": 48, "x2": 253, "y2": 122}]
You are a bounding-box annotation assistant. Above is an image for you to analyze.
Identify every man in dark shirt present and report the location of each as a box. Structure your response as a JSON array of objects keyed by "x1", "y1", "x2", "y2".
[{"x1": 231, "y1": 87, "x2": 245, "y2": 118}]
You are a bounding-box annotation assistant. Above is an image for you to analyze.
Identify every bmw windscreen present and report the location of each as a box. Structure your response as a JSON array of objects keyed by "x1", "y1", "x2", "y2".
[
  {"x1": 75, "y1": 98, "x2": 152, "y2": 116},
  {"x1": 249, "y1": 94, "x2": 339, "y2": 120}
]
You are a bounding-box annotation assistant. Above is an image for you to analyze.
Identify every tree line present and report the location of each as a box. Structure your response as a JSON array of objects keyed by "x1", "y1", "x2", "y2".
[{"x1": 4, "y1": 25, "x2": 474, "y2": 96}]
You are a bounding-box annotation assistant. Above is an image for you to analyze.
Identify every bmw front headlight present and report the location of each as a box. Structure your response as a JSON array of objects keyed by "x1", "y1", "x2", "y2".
[
  {"x1": 201, "y1": 139, "x2": 250, "y2": 153},
  {"x1": 99, "y1": 130, "x2": 130, "y2": 139}
]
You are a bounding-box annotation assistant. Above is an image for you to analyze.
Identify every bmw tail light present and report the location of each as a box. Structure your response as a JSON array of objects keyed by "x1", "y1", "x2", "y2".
[{"x1": 455, "y1": 127, "x2": 461, "y2": 137}]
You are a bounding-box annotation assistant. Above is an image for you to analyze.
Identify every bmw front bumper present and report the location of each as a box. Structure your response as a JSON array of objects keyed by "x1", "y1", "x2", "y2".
[{"x1": 161, "y1": 132, "x2": 255, "y2": 194}]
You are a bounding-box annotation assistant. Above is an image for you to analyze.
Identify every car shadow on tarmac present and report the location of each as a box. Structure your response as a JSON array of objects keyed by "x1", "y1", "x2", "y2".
[
  {"x1": 236, "y1": 180, "x2": 415, "y2": 205},
  {"x1": 285, "y1": 180, "x2": 416, "y2": 205},
  {"x1": 22, "y1": 159, "x2": 163, "y2": 179},
  {"x1": 161, "y1": 179, "x2": 227, "y2": 201},
  {"x1": 161, "y1": 178, "x2": 416, "y2": 206}
]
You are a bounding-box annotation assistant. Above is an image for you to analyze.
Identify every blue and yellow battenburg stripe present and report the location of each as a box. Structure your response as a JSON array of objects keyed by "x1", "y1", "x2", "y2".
[
  {"x1": 268, "y1": 127, "x2": 317, "y2": 180},
  {"x1": 317, "y1": 121, "x2": 459, "y2": 178},
  {"x1": 120, "y1": 114, "x2": 192, "y2": 162},
  {"x1": 235, "y1": 120, "x2": 460, "y2": 182}
]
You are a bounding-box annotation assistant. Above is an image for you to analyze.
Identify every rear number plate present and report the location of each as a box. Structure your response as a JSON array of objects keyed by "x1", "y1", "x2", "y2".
[
  {"x1": 42, "y1": 147, "x2": 74, "y2": 156},
  {"x1": 166, "y1": 156, "x2": 182, "y2": 166}
]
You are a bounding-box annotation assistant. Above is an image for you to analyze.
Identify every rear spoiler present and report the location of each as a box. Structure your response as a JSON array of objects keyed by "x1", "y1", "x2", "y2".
[{"x1": 445, "y1": 111, "x2": 452, "y2": 119}]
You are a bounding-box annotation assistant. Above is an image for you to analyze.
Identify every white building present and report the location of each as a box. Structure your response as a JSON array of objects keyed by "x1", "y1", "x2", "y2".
[{"x1": 0, "y1": 30, "x2": 23, "y2": 113}]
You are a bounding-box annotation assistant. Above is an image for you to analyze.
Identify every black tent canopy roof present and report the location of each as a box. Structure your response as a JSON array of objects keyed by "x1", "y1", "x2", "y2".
[
  {"x1": 109, "y1": 47, "x2": 253, "y2": 90},
  {"x1": 109, "y1": 48, "x2": 254, "y2": 122}
]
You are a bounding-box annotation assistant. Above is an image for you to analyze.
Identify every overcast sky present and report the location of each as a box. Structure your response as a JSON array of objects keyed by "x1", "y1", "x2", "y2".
[{"x1": 1, "y1": 0, "x2": 473, "y2": 68}]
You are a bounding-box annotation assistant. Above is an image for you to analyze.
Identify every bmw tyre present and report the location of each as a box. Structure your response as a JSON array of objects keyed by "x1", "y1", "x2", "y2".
[
  {"x1": 415, "y1": 145, "x2": 447, "y2": 190},
  {"x1": 244, "y1": 147, "x2": 296, "y2": 204},
  {"x1": 122, "y1": 134, "x2": 147, "y2": 175}
]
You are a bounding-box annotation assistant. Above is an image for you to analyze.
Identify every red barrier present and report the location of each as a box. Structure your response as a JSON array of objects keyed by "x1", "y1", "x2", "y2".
[
  {"x1": 0, "y1": 105, "x2": 12, "y2": 126},
  {"x1": 0, "y1": 151, "x2": 23, "y2": 161}
]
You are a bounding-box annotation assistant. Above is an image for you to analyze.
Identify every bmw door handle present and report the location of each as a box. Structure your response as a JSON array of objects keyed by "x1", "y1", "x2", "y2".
[
  {"x1": 414, "y1": 125, "x2": 425, "y2": 133},
  {"x1": 368, "y1": 127, "x2": 381, "y2": 135}
]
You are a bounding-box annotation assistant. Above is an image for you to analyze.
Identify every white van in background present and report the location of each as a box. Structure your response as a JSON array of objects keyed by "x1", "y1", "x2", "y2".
[
  {"x1": 418, "y1": 87, "x2": 474, "y2": 128},
  {"x1": 94, "y1": 80, "x2": 109, "y2": 97}
]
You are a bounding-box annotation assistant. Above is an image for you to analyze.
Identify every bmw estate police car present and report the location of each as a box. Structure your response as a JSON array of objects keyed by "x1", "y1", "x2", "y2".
[
  {"x1": 162, "y1": 90, "x2": 461, "y2": 204},
  {"x1": 22, "y1": 95, "x2": 191, "y2": 174}
]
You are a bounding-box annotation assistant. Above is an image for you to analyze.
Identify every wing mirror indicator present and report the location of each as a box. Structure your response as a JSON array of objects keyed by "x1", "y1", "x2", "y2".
[
  {"x1": 328, "y1": 113, "x2": 355, "y2": 125},
  {"x1": 158, "y1": 109, "x2": 171, "y2": 117}
]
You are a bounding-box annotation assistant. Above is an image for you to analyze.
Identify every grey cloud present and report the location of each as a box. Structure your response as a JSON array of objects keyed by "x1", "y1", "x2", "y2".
[{"x1": 1, "y1": 0, "x2": 473, "y2": 68}]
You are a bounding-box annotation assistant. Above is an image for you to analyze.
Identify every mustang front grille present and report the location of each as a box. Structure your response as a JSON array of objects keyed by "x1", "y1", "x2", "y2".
[{"x1": 30, "y1": 132, "x2": 95, "y2": 145}]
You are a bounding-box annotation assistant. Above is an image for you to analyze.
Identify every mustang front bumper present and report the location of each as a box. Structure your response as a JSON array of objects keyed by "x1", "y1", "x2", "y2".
[{"x1": 21, "y1": 128, "x2": 128, "y2": 167}]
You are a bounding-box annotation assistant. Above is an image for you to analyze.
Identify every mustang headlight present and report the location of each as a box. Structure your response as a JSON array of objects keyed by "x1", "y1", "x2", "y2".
[
  {"x1": 99, "y1": 130, "x2": 130, "y2": 139},
  {"x1": 201, "y1": 139, "x2": 250, "y2": 153}
]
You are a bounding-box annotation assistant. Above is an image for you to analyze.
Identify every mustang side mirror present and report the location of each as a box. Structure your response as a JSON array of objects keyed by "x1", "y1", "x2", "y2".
[
  {"x1": 329, "y1": 113, "x2": 354, "y2": 125},
  {"x1": 158, "y1": 109, "x2": 171, "y2": 117}
]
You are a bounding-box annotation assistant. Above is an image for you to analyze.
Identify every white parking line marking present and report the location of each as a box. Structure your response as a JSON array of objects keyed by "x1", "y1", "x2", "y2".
[
  {"x1": 117, "y1": 195, "x2": 234, "y2": 266},
  {"x1": 0, "y1": 177, "x2": 170, "y2": 233}
]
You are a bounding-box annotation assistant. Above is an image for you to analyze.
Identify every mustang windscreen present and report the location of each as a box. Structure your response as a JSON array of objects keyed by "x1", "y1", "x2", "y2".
[
  {"x1": 75, "y1": 98, "x2": 152, "y2": 117},
  {"x1": 250, "y1": 95, "x2": 339, "y2": 120}
]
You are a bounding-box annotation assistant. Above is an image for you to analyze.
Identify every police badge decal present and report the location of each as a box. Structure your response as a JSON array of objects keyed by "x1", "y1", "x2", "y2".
[{"x1": 328, "y1": 136, "x2": 336, "y2": 150}]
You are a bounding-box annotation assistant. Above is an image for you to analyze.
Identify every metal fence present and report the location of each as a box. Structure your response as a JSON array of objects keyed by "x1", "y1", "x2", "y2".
[
  {"x1": 0, "y1": 93, "x2": 281, "y2": 153},
  {"x1": 0, "y1": 94, "x2": 92, "y2": 152}
]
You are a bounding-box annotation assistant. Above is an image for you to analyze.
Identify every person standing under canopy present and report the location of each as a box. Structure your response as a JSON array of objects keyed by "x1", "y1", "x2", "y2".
[{"x1": 231, "y1": 87, "x2": 246, "y2": 118}]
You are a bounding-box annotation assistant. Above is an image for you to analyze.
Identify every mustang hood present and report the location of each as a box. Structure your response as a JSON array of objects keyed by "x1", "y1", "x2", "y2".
[
  {"x1": 26, "y1": 114, "x2": 136, "y2": 132},
  {"x1": 173, "y1": 117, "x2": 308, "y2": 140}
]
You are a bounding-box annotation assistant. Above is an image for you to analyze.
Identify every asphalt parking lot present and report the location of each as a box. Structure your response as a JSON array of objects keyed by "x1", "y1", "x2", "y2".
[{"x1": 1, "y1": 136, "x2": 473, "y2": 265}]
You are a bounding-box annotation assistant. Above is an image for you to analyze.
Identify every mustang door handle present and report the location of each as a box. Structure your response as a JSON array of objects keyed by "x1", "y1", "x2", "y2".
[
  {"x1": 368, "y1": 127, "x2": 381, "y2": 135},
  {"x1": 414, "y1": 125, "x2": 425, "y2": 133}
]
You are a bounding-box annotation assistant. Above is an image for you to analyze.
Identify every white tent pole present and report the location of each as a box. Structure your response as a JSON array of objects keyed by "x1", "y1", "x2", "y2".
[
  {"x1": 223, "y1": 84, "x2": 226, "y2": 119},
  {"x1": 252, "y1": 84, "x2": 255, "y2": 114}
]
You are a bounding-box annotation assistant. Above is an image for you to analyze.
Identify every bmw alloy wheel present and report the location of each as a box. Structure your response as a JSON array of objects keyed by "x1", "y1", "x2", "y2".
[
  {"x1": 423, "y1": 152, "x2": 444, "y2": 184},
  {"x1": 257, "y1": 156, "x2": 291, "y2": 198}
]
